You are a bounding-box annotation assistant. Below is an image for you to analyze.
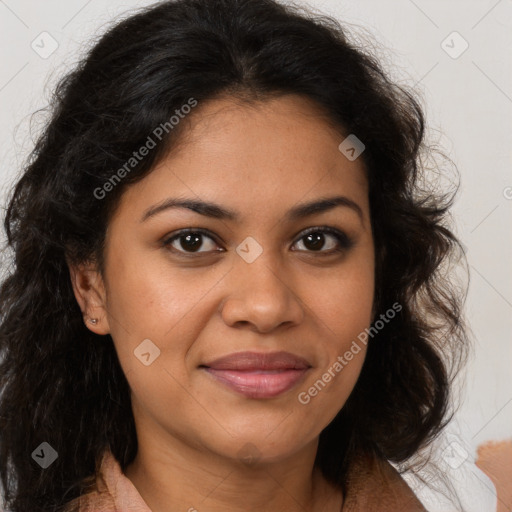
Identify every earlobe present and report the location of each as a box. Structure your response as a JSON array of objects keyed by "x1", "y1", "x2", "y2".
[{"x1": 66, "y1": 258, "x2": 110, "y2": 335}]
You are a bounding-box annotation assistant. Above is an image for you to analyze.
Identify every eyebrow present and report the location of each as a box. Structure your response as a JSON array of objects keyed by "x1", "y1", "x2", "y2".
[{"x1": 141, "y1": 195, "x2": 364, "y2": 223}]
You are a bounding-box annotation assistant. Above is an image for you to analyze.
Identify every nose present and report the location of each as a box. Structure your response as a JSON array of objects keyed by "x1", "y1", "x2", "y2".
[{"x1": 219, "y1": 251, "x2": 304, "y2": 334}]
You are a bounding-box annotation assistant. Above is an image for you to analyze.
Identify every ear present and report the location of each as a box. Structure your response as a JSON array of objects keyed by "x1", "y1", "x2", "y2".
[{"x1": 67, "y1": 258, "x2": 111, "y2": 335}]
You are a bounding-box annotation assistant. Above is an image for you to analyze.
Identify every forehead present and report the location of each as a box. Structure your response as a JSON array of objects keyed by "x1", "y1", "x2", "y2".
[
  {"x1": 169, "y1": 94, "x2": 360, "y2": 170},
  {"x1": 114, "y1": 94, "x2": 369, "y2": 225}
]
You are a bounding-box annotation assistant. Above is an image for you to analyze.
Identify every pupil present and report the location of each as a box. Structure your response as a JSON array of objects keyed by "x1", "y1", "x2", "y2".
[
  {"x1": 305, "y1": 232, "x2": 324, "y2": 251},
  {"x1": 181, "y1": 233, "x2": 202, "y2": 252}
]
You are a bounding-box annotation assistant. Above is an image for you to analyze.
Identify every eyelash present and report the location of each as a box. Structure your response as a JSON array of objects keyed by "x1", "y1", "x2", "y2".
[{"x1": 162, "y1": 226, "x2": 355, "y2": 257}]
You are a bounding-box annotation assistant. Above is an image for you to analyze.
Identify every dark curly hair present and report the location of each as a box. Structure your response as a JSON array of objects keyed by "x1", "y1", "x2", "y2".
[{"x1": 0, "y1": 0, "x2": 470, "y2": 510}]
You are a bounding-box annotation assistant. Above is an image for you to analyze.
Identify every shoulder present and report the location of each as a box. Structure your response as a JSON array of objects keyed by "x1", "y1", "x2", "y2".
[
  {"x1": 342, "y1": 453, "x2": 427, "y2": 511},
  {"x1": 61, "y1": 449, "x2": 150, "y2": 512}
]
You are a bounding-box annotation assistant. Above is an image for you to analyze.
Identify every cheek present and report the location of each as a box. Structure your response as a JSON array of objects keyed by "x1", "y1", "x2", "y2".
[
  {"x1": 296, "y1": 261, "x2": 374, "y2": 411},
  {"x1": 105, "y1": 244, "x2": 189, "y2": 333},
  {"x1": 309, "y1": 255, "x2": 375, "y2": 348},
  {"x1": 104, "y1": 249, "x2": 228, "y2": 377}
]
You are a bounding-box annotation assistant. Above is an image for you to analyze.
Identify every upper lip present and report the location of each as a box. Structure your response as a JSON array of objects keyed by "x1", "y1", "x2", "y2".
[{"x1": 201, "y1": 351, "x2": 311, "y2": 371}]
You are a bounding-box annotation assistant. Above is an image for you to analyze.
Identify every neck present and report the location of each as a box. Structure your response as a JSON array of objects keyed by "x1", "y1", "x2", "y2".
[{"x1": 124, "y1": 426, "x2": 342, "y2": 512}]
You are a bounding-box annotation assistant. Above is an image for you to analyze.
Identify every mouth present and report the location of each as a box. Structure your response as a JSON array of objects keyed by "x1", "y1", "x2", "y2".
[{"x1": 199, "y1": 351, "x2": 312, "y2": 399}]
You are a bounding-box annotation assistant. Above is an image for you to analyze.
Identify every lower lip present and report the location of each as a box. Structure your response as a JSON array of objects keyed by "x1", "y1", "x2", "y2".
[{"x1": 202, "y1": 368, "x2": 310, "y2": 399}]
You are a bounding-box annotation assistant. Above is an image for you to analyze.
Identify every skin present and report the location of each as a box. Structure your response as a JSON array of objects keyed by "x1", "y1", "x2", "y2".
[
  {"x1": 476, "y1": 439, "x2": 512, "y2": 511},
  {"x1": 69, "y1": 94, "x2": 376, "y2": 512}
]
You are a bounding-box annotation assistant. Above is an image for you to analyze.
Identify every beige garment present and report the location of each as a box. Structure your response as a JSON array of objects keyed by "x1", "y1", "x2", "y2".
[
  {"x1": 62, "y1": 449, "x2": 426, "y2": 512},
  {"x1": 62, "y1": 450, "x2": 151, "y2": 512}
]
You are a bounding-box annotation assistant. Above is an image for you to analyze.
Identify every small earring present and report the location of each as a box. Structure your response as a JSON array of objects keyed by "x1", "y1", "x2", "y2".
[{"x1": 88, "y1": 318, "x2": 98, "y2": 325}]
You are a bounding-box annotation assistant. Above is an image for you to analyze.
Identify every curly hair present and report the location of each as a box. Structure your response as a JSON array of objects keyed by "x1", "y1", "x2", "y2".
[{"x1": 0, "y1": 0, "x2": 470, "y2": 510}]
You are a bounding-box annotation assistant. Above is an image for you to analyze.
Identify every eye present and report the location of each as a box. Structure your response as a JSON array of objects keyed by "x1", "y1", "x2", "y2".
[
  {"x1": 162, "y1": 229, "x2": 223, "y2": 255},
  {"x1": 292, "y1": 226, "x2": 354, "y2": 254},
  {"x1": 162, "y1": 226, "x2": 354, "y2": 257}
]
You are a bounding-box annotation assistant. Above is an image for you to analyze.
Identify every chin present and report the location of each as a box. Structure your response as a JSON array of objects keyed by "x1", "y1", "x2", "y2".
[{"x1": 209, "y1": 430, "x2": 316, "y2": 467}]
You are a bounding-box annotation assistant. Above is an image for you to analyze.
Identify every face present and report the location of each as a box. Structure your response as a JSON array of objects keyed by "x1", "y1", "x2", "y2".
[{"x1": 72, "y1": 94, "x2": 375, "y2": 465}]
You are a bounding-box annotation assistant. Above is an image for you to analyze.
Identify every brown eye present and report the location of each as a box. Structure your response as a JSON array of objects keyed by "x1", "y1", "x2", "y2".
[
  {"x1": 292, "y1": 227, "x2": 354, "y2": 254},
  {"x1": 163, "y1": 229, "x2": 222, "y2": 254}
]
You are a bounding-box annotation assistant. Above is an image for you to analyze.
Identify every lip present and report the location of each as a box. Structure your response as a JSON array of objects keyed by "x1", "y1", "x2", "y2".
[
  {"x1": 202, "y1": 351, "x2": 311, "y2": 371},
  {"x1": 200, "y1": 351, "x2": 312, "y2": 399}
]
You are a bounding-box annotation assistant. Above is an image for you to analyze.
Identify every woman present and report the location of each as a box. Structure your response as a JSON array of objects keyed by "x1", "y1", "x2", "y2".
[{"x1": 0, "y1": 0, "x2": 470, "y2": 510}]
